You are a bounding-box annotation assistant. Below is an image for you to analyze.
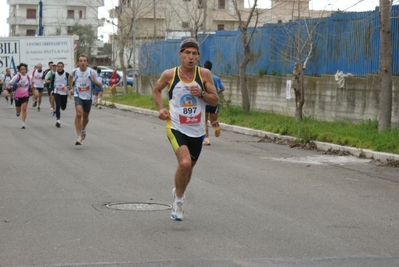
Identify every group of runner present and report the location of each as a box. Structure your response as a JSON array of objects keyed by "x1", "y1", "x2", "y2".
[
  {"x1": 1, "y1": 54, "x2": 104, "y2": 145},
  {"x1": 2, "y1": 41, "x2": 226, "y2": 221}
]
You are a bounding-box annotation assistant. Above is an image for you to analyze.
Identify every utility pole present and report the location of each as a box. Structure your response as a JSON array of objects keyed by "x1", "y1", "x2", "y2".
[
  {"x1": 37, "y1": 0, "x2": 43, "y2": 36},
  {"x1": 378, "y1": 0, "x2": 392, "y2": 132},
  {"x1": 153, "y1": 0, "x2": 156, "y2": 39},
  {"x1": 132, "y1": 0, "x2": 137, "y2": 93}
]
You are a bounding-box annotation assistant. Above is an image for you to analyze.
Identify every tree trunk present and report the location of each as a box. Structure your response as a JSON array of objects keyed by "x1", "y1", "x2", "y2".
[
  {"x1": 122, "y1": 66, "x2": 128, "y2": 95},
  {"x1": 239, "y1": 51, "x2": 251, "y2": 114},
  {"x1": 293, "y1": 62, "x2": 304, "y2": 121},
  {"x1": 118, "y1": 47, "x2": 128, "y2": 95},
  {"x1": 378, "y1": 0, "x2": 392, "y2": 132}
]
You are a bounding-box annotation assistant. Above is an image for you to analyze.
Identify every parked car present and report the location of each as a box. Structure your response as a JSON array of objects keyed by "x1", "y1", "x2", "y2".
[
  {"x1": 124, "y1": 76, "x2": 134, "y2": 86},
  {"x1": 100, "y1": 69, "x2": 133, "y2": 87},
  {"x1": 126, "y1": 68, "x2": 138, "y2": 78},
  {"x1": 89, "y1": 65, "x2": 110, "y2": 71}
]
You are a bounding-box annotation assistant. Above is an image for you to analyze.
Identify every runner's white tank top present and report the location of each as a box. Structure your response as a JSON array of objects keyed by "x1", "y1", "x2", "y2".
[
  {"x1": 53, "y1": 72, "x2": 68, "y2": 95},
  {"x1": 167, "y1": 66, "x2": 206, "y2": 138},
  {"x1": 32, "y1": 69, "x2": 44, "y2": 88},
  {"x1": 72, "y1": 67, "x2": 96, "y2": 100}
]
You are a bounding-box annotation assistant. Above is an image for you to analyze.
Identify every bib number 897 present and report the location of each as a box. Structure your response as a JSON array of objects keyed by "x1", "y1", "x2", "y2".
[{"x1": 183, "y1": 107, "x2": 197, "y2": 114}]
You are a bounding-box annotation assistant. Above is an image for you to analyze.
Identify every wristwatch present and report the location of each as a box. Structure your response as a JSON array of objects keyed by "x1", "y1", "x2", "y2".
[{"x1": 199, "y1": 90, "x2": 205, "y2": 98}]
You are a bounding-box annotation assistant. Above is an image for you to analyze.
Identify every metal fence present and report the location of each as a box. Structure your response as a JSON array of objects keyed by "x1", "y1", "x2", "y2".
[{"x1": 140, "y1": 5, "x2": 399, "y2": 77}]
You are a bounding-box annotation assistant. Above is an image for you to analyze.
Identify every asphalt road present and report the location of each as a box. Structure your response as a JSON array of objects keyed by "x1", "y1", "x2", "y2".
[{"x1": 0, "y1": 96, "x2": 398, "y2": 267}]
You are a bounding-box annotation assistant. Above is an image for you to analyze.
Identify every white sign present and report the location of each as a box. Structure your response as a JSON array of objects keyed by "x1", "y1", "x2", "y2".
[
  {"x1": 286, "y1": 80, "x2": 292, "y2": 99},
  {"x1": 0, "y1": 36, "x2": 75, "y2": 74}
]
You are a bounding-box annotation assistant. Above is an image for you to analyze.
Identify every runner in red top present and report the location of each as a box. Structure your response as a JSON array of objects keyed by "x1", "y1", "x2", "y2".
[{"x1": 108, "y1": 68, "x2": 121, "y2": 97}]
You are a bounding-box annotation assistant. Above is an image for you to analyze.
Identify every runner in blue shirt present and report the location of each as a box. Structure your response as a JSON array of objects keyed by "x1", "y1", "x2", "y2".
[{"x1": 203, "y1": 60, "x2": 225, "y2": 146}]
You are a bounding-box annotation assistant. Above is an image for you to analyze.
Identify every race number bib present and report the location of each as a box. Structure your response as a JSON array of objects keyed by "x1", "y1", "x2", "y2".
[
  {"x1": 57, "y1": 84, "x2": 66, "y2": 91},
  {"x1": 20, "y1": 80, "x2": 29, "y2": 87},
  {"x1": 177, "y1": 93, "x2": 202, "y2": 125},
  {"x1": 77, "y1": 83, "x2": 90, "y2": 92}
]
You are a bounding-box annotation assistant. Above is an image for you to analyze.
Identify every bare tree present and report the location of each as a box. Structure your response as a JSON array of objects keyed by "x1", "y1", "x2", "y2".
[
  {"x1": 232, "y1": 0, "x2": 260, "y2": 114},
  {"x1": 165, "y1": 0, "x2": 208, "y2": 40},
  {"x1": 378, "y1": 0, "x2": 393, "y2": 132},
  {"x1": 112, "y1": 3, "x2": 135, "y2": 94},
  {"x1": 271, "y1": 1, "x2": 325, "y2": 121}
]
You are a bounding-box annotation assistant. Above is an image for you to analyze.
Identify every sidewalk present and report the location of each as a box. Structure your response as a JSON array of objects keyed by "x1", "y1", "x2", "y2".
[{"x1": 105, "y1": 102, "x2": 399, "y2": 163}]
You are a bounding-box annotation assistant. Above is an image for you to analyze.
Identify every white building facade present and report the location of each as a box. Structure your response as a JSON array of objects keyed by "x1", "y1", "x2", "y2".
[{"x1": 7, "y1": 0, "x2": 104, "y2": 36}]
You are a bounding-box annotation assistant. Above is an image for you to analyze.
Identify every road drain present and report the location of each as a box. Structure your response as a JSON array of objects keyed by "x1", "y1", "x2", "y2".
[{"x1": 105, "y1": 202, "x2": 172, "y2": 211}]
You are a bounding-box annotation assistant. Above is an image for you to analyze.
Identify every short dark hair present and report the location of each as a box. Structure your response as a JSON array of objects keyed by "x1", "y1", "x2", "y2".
[
  {"x1": 48, "y1": 61, "x2": 53, "y2": 65},
  {"x1": 17, "y1": 63, "x2": 28, "y2": 72},
  {"x1": 77, "y1": 54, "x2": 89, "y2": 63},
  {"x1": 204, "y1": 60, "x2": 212, "y2": 71}
]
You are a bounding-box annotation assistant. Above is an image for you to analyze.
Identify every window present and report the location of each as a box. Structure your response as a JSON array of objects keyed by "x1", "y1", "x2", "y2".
[
  {"x1": 67, "y1": 26, "x2": 73, "y2": 35},
  {"x1": 217, "y1": 24, "x2": 225, "y2": 31},
  {"x1": 67, "y1": 10, "x2": 74, "y2": 19},
  {"x1": 26, "y1": 29, "x2": 36, "y2": 36},
  {"x1": 182, "y1": 22, "x2": 189, "y2": 28},
  {"x1": 79, "y1": 10, "x2": 83, "y2": 19},
  {"x1": 26, "y1": 9, "x2": 36, "y2": 19},
  {"x1": 198, "y1": 0, "x2": 204, "y2": 8},
  {"x1": 218, "y1": 0, "x2": 225, "y2": 9}
]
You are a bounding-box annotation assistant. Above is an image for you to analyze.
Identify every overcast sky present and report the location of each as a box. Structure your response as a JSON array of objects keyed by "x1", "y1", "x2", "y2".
[{"x1": 0, "y1": 0, "x2": 388, "y2": 40}]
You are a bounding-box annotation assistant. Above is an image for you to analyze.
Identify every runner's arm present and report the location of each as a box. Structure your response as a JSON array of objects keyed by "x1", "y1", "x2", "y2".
[
  {"x1": 200, "y1": 68, "x2": 218, "y2": 106},
  {"x1": 153, "y1": 69, "x2": 172, "y2": 120}
]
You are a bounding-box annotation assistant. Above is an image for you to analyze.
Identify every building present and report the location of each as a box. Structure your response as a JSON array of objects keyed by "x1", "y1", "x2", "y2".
[{"x1": 7, "y1": 0, "x2": 104, "y2": 36}]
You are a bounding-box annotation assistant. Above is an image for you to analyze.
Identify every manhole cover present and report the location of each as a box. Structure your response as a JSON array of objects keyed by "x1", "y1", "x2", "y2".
[{"x1": 105, "y1": 202, "x2": 172, "y2": 211}]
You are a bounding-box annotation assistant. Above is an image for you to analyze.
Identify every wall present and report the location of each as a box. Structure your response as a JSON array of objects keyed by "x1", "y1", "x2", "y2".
[{"x1": 138, "y1": 74, "x2": 399, "y2": 127}]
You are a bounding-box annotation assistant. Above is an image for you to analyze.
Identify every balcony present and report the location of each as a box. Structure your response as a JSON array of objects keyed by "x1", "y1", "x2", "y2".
[
  {"x1": 7, "y1": 16, "x2": 38, "y2": 26},
  {"x1": 8, "y1": 0, "x2": 40, "y2": 4},
  {"x1": 8, "y1": 0, "x2": 104, "y2": 7},
  {"x1": 65, "y1": 18, "x2": 104, "y2": 27}
]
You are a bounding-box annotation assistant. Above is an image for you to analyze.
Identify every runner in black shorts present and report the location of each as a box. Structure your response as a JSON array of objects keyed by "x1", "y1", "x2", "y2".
[
  {"x1": 31, "y1": 63, "x2": 45, "y2": 111},
  {"x1": 69, "y1": 54, "x2": 103, "y2": 145},
  {"x1": 1, "y1": 68, "x2": 14, "y2": 108},
  {"x1": 167, "y1": 129, "x2": 203, "y2": 161},
  {"x1": 202, "y1": 60, "x2": 226, "y2": 146},
  {"x1": 152, "y1": 38, "x2": 219, "y2": 221}
]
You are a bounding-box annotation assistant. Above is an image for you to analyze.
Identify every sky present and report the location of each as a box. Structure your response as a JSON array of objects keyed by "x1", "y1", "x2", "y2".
[{"x1": 0, "y1": 0, "x2": 386, "y2": 40}]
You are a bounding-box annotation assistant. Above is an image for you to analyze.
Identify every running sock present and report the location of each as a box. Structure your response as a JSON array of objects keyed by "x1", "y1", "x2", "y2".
[{"x1": 175, "y1": 196, "x2": 184, "y2": 203}]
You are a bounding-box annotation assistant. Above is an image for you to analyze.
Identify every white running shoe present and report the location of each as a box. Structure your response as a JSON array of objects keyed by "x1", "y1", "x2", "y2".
[
  {"x1": 171, "y1": 188, "x2": 185, "y2": 221},
  {"x1": 170, "y1": 201, "x2": 184, "y2": 221},
  {"x1": 75, "y1": 137, "x2": 82, "y2": 145}
]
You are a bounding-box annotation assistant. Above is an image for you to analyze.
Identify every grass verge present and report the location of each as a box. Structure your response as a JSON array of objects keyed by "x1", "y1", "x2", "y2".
[{"x1": 104, "y1": 92, "x2": 399, "y2": 155}]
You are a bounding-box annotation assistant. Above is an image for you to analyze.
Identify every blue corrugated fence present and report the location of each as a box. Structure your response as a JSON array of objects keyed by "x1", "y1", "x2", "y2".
[{"x1": 139, "y1": 5, "x2": 399, "y2": 77}]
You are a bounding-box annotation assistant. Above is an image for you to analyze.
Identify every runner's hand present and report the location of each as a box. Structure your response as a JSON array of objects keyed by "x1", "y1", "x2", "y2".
[{"x1": 158, "y1": 108, "x2": 170, "y2": 120}]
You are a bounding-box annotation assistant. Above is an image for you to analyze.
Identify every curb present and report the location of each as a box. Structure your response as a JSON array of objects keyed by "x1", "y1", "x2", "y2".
[{"x1": 105, "y1": 102, "x2": 399, "y2": 162}]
